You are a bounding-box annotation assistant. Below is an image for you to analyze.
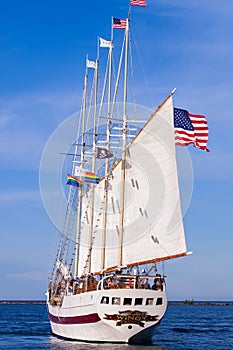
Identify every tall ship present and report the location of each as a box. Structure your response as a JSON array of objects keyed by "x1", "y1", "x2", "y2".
[{"x1": 42, "y1": 1, "x2": 209, "y2": 344}]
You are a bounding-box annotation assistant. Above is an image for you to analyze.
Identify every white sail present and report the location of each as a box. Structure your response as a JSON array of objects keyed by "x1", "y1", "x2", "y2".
[
  {"x1": 122, "y1": 94, "x2": 187, "y2": 266},
  {"x1": 77, "y1": 181, "x2": 105, "y2": 275},
  {"x1": 77, "y1": 94, "x2": 187, "y2": 274}
]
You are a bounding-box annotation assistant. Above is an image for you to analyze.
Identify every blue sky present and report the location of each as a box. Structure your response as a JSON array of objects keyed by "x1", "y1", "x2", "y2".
[{"x1": 0, "y1": 0, "x2": 232, "y2": 300}]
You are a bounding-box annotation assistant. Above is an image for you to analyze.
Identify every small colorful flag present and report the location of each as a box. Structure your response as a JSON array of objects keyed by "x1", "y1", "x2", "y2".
[
  {"x1": 113, "y1": 18, "x2": 127, "y2": 29},
  {"x1": 174, "y1": 108, "x2": 210, "y2": 152},
  {"x1": 96, "y1": 147, "x2": 114, "y2": 159},
  {"x1": 99, "y1": 37, "x2": 113, "y2": 48},
  {"x1": 66, "y1": 174, "x2": 84, "y2": 187},
  {"x1": 84, "y1": 171, "x2": 100, "y2": 184},
  {"x1": 130, "y1": 0, "x2": 147, "y2": 7},
  {"x1": 86, "y1": 59, "x2": 97, "y2": 69}
]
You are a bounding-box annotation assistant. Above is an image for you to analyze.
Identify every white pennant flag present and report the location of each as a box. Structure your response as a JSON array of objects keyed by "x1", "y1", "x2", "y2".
[
  {"x1": 86, "y1": 59, "x2": 97, "y2": 69},
  {"x1": 74, "y1": 165, "x2": 86, "y2": 177},
  {"x1": 99, "y1": 37, "x2": 113, "y2": 48}
]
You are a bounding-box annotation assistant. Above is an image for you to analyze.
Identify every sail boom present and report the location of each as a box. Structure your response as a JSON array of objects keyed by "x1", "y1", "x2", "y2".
[{"x1": 93, "y1": 252, "x2": 189, "y2": 275}]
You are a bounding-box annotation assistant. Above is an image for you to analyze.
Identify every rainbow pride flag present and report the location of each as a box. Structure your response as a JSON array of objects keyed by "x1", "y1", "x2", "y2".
[
  {"x1": 66, "y1": 174, "x2": 83, "y2": 187},
  {"x1": 84, "y1": 171, "x2": 100, "y2": 184}
]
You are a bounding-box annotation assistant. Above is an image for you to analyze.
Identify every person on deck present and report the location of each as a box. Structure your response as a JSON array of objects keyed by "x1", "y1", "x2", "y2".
[
  {"x1": 152, "y1": 274, "x2": 164, "y2": 291},
  {"x1": 142, "y1": 278, "x2": 150, "y2": 289}
]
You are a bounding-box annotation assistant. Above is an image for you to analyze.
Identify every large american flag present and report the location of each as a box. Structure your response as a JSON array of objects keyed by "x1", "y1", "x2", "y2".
[
  {"x1": 174, "y1": 108, "x2": 209, "y2": 152},
  {"x1": 130, "y1": 0, "x2": 147, "y2": 6},
  {"x1": 113, "y1": 18, "x2": 127, "y2": 29}
]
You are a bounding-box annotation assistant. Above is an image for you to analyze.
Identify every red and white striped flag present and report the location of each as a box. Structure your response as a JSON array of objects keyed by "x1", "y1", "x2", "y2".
[
  {"x1": 113, "y1": 18, "x2": 127, "y2": 29},
  {"x1": 130, "y1": 0, "x2": 147, "y2": 6},
  {"x1": 174, "y1": 108, "x2": 210, "y2": 152}
]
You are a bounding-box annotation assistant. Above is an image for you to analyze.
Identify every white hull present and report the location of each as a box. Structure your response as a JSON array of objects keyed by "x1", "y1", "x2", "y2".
[{"x1": 47, "y1": 288, "x2": 167, "y2": 343}]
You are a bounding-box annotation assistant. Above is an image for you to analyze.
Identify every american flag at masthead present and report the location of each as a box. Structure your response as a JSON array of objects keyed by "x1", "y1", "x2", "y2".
[
  {"x1": 174, "y1": 108, "x2": 209, "y2": 152},
  {"x1": 113, "y1": 18, "x2": 127, "y2": 29},
  {"x1": 130, "y1": 0, "x2": 147, "y2": 6}
]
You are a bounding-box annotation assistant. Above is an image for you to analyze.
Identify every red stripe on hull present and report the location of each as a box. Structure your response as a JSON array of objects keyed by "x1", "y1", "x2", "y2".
[{"x1": 49, "y1": 312, "x2": 101, "y2": 324}]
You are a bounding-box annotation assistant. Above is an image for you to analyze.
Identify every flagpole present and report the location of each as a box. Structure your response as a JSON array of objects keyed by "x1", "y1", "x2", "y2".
[
  {"x1": 74, "y1": 58, "x2": 88, "y2": 278},
  {"x1": 118, "y1": 18, "x2": 129, "y2": 267},
  {"x1": 100, "y1": 25, "x2": 113, "y2": 271},
  {"x1": 128, "y1": 1, "x2": 131, "y2": 20},
  {"x1": 111, "y1": 16, "x2": 114, "y2": 43},
  {"x1": 87, "y1": 58, "x2": 98, "y2": 273},
  {"x1": 97, "y1": 37, "x2": 100, "y2": 62}
]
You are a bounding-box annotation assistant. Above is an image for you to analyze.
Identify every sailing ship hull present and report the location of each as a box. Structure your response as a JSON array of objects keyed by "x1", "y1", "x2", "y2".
[{"x1": 47, "y1": 288, "x2": 167, "y2": 343}]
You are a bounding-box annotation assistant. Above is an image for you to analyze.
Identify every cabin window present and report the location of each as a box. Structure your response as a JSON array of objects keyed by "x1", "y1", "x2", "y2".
[
  {"x1": 135, "y1": 298, "x2": 143, "y2": 306},
  {"x1": 123, "y1": 298, "x2": 132, "y2": 305},
  {"x1": 156, "y1": 297, "x2": 163, "y2": 305},
  {"x1": 112, "y1": 297, "x2": 120, "y2": 305},
  {"x1": 101, "y1": 296, "x2": 109, "y2": 304},
  {"x1": 146, "y1": 298, "x2": 154, "y2": 305}
]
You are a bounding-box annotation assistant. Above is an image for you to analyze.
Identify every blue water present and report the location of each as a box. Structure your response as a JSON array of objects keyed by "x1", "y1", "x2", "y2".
[{"x1": 0, "y1": 303, "x2": 232, "y2": 349}]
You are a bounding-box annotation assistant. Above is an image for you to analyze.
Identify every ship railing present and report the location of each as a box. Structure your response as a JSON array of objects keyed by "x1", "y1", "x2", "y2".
[
  {"x1": 97, "y1": 274, "x2": 165, "y2": 291},
  {"x1": 49, "y1": 273, "x2": 166, "y2": 305}
]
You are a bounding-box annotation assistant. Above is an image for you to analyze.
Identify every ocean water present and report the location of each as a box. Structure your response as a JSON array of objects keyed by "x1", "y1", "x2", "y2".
[{"x1": 0, "y1": 303, "x2": 232, "y2": 350}]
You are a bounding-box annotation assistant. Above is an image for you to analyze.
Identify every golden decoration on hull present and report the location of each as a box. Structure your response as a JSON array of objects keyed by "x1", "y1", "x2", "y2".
[{"x1": 104, "y1": 310, "x2": 158, "y2": 327}]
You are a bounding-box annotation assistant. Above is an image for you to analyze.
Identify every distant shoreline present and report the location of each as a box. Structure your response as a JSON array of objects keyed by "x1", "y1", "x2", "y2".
[
  {"x1": 0, "y1": 300, "x2": 232, "y2": 306},
  {"x1": 0, "y1": 301, "x2": 46, "y2": 304},
  {"x1": 169, "y1": 301, "x2": 233, "y2": 306}
]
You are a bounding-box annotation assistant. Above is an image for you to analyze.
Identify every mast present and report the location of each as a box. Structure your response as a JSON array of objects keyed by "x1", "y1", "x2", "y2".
[
  {"x1": 118, "y1": 18, "x2": 129, "y2": 267},
  {"x1": 74, "y1": 60, "x2": 88, "y2": 278},
  {"x1": 87, "y1": 58, "x2": 98, "y2": 273},
  {"x1": 101, "y1": 27, "x2": 113, "y2": 271}
]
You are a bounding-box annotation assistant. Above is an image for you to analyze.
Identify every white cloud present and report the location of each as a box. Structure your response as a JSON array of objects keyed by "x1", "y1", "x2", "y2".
[
  {"x1": 0, "y1": 89, "x2": 82, "y2": 171},
  {"x1": 0, "y1": 190, "x2": 40, "y2": 206},
  {"x1": 7, "y1": 271, "x2": 46, "y2": 281},
  {"x1": 0, "y1": 113, "x2": 16, "y2": 129},
  {"x1": 159, "y1": 0, "x2": 233, "y2": 18}
]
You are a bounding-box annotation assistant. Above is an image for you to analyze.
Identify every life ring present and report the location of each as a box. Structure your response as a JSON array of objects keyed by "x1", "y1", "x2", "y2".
[{"x1": 129, "y1": 279, "x2": 134, "y2": 288}]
